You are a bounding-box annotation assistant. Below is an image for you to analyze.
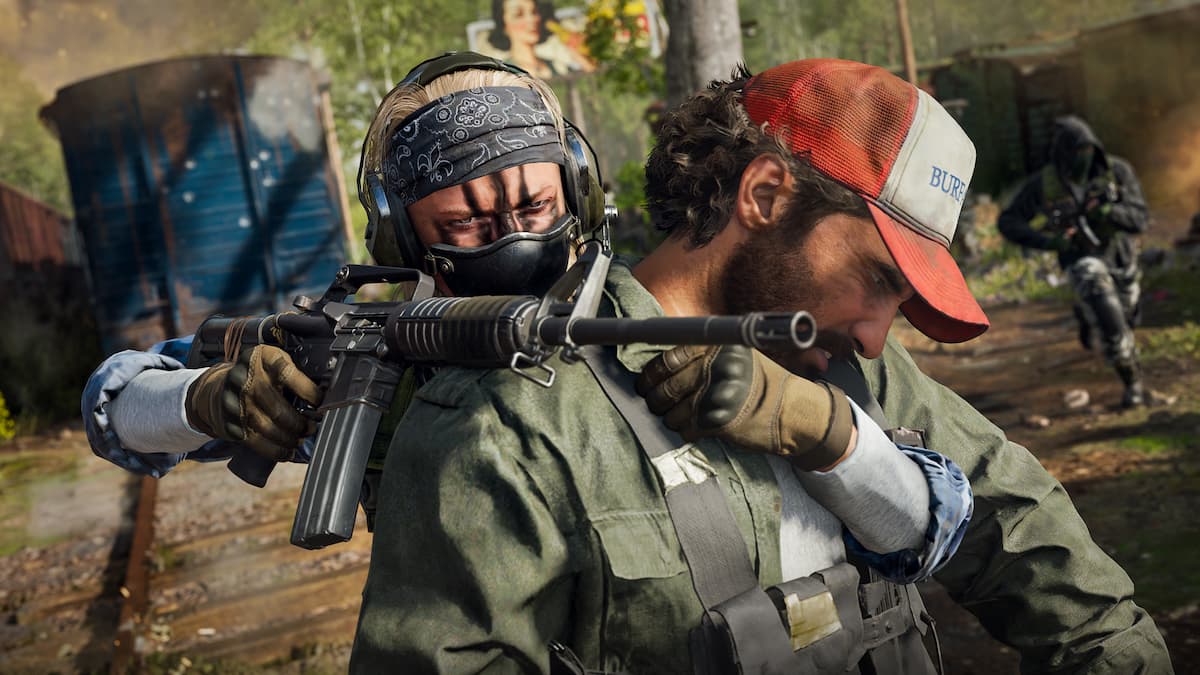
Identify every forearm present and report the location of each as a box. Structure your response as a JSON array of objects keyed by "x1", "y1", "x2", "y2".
[
  {"x1": 1105, "y1": 162, "x2": 1149, "y2": 234},
  {"x1": 999, "y1": 180, "x2": 1060, "y2": 250},
  {"x1": 83, "y1": 345, "x2": 194, "y2": 476},
  {"x1": 797, "y1": 399, "x2": 929, "y2": 553},
  {"x1": 1104, "y1": 203, "x2": 1148, "y2": 233},
  {"x1": 942, "y1": 464, "x2": 1170, "y2": 673},
  {"x1": 108, "y1": 368, "x2": 211, "y2": 454},
  {"x1": 999, "y1": 212, "x2": 1063, "y2": 250}
]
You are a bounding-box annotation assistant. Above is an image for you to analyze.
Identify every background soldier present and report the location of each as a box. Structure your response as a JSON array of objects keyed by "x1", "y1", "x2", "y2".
[{"x1": 998, "y1": 115, "x2": 1150, "y2": 407}]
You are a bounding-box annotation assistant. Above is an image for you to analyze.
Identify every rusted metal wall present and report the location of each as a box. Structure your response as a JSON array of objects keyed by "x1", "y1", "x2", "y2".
[
  {"x1": 0, "y1": 181, "x2": 76, "y2": 279},
  {"x1": 0, "y1": 180, "x2": 100, "y2": 421},
  {"x1": 41, "y1": 55, "x2": 348, "y2": 354}
]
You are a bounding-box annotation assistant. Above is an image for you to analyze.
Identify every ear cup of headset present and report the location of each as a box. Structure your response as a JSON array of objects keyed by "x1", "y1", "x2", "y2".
[
  {"x1": 562, "y1": 123, "x2": 606, "y2": 237},
  {"x1": 362, "y1": 174, "x2": 402, "y2": 267}
]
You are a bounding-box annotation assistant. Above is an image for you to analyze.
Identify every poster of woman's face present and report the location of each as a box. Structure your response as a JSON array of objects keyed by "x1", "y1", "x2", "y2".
[{"x1": 467, "y1": 0, "x2": 595, "y2": 80}]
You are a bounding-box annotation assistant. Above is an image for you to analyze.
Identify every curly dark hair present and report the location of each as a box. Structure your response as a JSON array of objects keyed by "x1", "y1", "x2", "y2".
[{"x1": 645, "y1": 66, "x2": 868, "y2": 248}]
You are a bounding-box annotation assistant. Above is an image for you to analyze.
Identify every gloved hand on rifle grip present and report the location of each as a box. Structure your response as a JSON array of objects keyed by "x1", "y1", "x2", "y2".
[
  {"x1": 185, "y1": 345, "x2": 321, "y2": 461},
  {"x1": 635, "y1": 344, "x2": 856, "y2": 471}
]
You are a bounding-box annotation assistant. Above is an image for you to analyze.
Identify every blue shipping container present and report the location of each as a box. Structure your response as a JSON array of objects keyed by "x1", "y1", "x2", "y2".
[{"x1": 42, "y1": 55, "x2": 349, "y2": 354}]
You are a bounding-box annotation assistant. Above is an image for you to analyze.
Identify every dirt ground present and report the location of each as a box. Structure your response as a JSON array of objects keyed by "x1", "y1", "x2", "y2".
[
  {"x1": 892, "y1": 290, "x2": 1200, "y2": 673},
  {"x1": 1, "y1": 279, "x2": 1197, "y2": 673}
]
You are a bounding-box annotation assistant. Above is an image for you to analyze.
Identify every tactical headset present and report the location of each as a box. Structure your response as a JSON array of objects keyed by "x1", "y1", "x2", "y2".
[{"x1": 358, "y1": 51, "x2": 606, "y2": 271}]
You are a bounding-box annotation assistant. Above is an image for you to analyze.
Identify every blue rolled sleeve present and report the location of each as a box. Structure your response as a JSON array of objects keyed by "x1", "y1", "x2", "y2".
[
  {"x1": 845, "y1": 446, "x2": 973, "y2": 583},
  {"x1": 81, "y1": 335, "x2": 240, "y2": 476}
]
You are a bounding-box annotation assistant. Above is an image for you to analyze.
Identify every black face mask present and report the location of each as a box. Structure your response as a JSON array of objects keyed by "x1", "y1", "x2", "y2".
[
  {"x1": 424, "y1": 214, "x2": 577, "y2": 297},
  {"x1": 1068, "y1": 145, "x2": 1096, "y2": 183}
]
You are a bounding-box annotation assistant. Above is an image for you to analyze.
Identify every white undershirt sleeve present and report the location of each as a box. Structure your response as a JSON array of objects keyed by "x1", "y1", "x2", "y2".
[
  {"x1": 107, "y1": 367, "x2": 212, "y2": 454},
  {"x1": 795, "y1": 398, "x2": 930, "y2": 553}
]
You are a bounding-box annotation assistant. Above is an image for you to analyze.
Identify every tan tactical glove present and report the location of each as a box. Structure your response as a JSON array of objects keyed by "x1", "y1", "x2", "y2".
[
  {"x1": 636, "y1": 344, "x2": 855, "y2": 471},
  {"x1": 185, "y1": 345, "x2": 321, "y2": 461}
]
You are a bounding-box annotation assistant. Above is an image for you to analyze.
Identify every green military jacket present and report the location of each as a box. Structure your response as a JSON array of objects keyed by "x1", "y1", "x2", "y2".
[{"x1": 352, "y1": 260, "x2": 1171, "y2": 674}]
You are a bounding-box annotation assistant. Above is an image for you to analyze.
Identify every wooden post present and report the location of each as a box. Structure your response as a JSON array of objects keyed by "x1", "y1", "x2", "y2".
[
  {"x1": 318, "y1": 85, "x2": 361, "y2": 262},
  {"x1": 565, "y1": 78, "x2": 587, "y2": 138},
  {"x1": 895, "y1": 0, "x2": 919, "y2": 85}
]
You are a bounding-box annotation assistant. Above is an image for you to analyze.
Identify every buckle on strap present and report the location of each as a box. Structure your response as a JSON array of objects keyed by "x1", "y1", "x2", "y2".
[
  {"x1": 860, "y1": 581, "x2": 930, "y2": 648},
  {"x1": 782, "y1": 589, "x2": 843, "y2": 650},
  {"x1": 651, "y1": 444, "x2": 716, "y2": 493},
  {"x1": 885, "y1": 427, "x2": 927, "y2": 448}
]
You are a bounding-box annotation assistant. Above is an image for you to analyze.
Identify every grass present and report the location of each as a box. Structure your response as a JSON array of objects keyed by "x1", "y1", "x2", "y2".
[
  {"x1": 1144, "y1": 266, "x2": 1200, "y2": 320},
  {"x1": 0, "y1": 450, "x2": 79, "y2": 486},
  {"x1": 153, "y1": 544, "x2": 186, "y2": 573},
  {"x1": 1120, "y1": 433, "x2": 1198, "y2": 456},
  {"x1": 962, "y1": 239, "x2": 1074, "y2": 305},
  {"x1": 0, "y1": 451, "x2": 82, "y2": 555},
  {"x1": 142, "y1": 653, "x2": 262, "y2": 675},
  {"x1": 1140, "y1": 321, "x2": 1200, "y2": 363},
  {"x1": 1112, "y1": 527, "x2": 1200, "y2": 612}
]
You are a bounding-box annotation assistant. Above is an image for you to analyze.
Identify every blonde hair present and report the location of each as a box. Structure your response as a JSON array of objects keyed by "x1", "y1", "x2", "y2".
[{"x1": 362, "y1": 68, "x2": 566, "y2": 181}]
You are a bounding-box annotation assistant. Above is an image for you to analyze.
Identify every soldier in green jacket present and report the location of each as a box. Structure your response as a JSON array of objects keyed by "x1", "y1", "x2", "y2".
[{"x1": 352, "y1": 59, "x2": 1173, "y2": 674}]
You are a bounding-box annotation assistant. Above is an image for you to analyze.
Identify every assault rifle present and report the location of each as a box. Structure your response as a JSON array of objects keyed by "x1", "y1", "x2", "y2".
[
  {"x1": 1050, "y1": 205, "x2": 1102, "y2": 248},
  {"x1": 187, "y1": 242, "x2": 816, "y2": 550},
  {"x1": 1050, "y1": 177, "x2": 1121, "y2": 249}
]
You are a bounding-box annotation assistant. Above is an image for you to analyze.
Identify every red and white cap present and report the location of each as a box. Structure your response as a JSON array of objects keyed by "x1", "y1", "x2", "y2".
[{"x1": 742, "y1": 59, "x2": 989, "y2": 343}]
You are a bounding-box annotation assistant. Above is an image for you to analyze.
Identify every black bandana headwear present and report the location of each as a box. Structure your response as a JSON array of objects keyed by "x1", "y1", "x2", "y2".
[{"x1": 381, "y1": 86, "x2": 566, "y2": 206}]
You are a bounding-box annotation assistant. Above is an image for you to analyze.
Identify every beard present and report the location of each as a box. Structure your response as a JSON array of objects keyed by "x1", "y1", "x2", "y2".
[{"x1": 719, "y1": 214, "x2": 857, "y2": 375}]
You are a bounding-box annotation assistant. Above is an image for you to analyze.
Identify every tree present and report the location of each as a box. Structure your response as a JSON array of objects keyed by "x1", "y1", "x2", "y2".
[
  {"x1": 0, "y1": 54, "x2": 69, "y2": 212},
  {"x1": 661, "y1": 0, "x2": 743, "y2": 108}
]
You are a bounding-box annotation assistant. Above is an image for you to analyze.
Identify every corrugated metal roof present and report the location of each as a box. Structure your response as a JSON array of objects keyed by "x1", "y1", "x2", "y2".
[{"x1": 0, "y1": 181, "x2": 72, "y2": 277}]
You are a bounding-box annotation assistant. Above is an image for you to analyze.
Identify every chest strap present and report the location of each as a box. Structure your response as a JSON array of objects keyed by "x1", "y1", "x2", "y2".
[
  {"x1": 582, "y1": 348, "x2": 801, "y2": 674},
  {"x1": 822, "y1": 358, "x2": 942, "y2": 675},
  {"x1": 584, "y1": 348, "x2": 939, "y2": 675}
]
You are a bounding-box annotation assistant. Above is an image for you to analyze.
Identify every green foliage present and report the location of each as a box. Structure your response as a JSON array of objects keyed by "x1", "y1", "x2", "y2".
[
  {"x1": 0, "y1": 286, "x2": 104, "y2": 435},
  {"x1": 1140, "y1": 321, "x2": 1200, "y2": 363},
  {"x1": 612, "y1": 159, "x2": 647, "y2": 215},
  {"x1": 1144, "y1": 266, "x2": 1200, "y2": 320},
  {"x1": 0, "y1": 391, "x2": 14, "y2": 442},
  {"x1": 964, "y1": 243, "x2": 1073, "y2": 304},
  {"x1": 239, "y1": 1, "x2": 659, "y2": 258},
  {"x1": 609, "y1": 158, "x2": 663, "y2": 256},
  {"x1": 584, "y1": 0, "x2": 665, "y2": 96},
  {"x1": 0, "y1": 54, "x2": 70, "y2": 213},
  {"x1": 739, "y1": 0, "x2": 1185, "y2": 70},
  {"x1": 1121, "y1": 432, "x2": 1197, "y2": 455},
  {"x1": 242, "y1": 1, "x2": 490, "y2": 257}
]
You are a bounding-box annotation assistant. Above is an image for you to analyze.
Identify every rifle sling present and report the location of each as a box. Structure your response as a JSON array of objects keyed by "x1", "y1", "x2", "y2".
[
  {"x1": 582, "y1": 347, "x2": 760, "y2": 609},
  {"x1": 583, "y1": 348, "x2": 938, "y2": 674},
  {"x1": 820, "y1": 357, "x2": 887, "y2": 428},
  {"x1": 582, "y1": 350, "x2": 888, "y2": 610}
]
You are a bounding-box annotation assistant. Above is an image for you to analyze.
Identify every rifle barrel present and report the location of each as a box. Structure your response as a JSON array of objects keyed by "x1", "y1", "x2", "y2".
[{"x1": 538, "y1": 312, "x2": 816, "y2": 351}]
